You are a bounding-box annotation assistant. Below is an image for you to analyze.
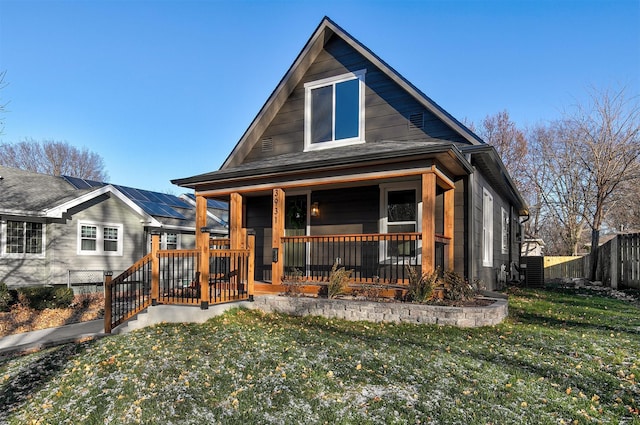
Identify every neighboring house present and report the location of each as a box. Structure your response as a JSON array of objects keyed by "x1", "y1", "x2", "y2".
[
  {"x1": 170, "y1": 17, "x2": 528, "y2": 291},
  {"x1": 522, "y1": 238, "x2": 545, "y2": 257},
  {"x1": 0, "y1": 165, "x2": 227, "y2": 288}
]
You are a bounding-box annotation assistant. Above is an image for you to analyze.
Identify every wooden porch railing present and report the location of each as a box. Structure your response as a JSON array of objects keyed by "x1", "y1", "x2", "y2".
[
  {"x1": 105, "y1": 235, "x2": 254, "y2": 333},
  {"x1": 104, "y1": 254, "x2": 153, "y2": 333},
  {"x1": 281, "y1": 232, "x2": 449, "y2": 284}
]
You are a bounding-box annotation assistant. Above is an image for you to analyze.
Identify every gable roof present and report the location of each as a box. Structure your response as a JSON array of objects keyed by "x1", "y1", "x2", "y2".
[
  {"x1": 0, "y1": 165, "x2": 227, "y2": 233},
  {"x1": 459, "y1": 145, "x2": 529, "y2": 216},
  {"x1": 220, "y1": 16, "x2": 482, "y2": 170},
  {"x1": 0, "y1": 165, "x2": 84, "y2": 215}
]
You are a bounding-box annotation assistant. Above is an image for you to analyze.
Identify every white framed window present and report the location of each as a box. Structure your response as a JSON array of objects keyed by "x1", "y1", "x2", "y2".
[
  {"x1": 304, "y1": 69, "x2": 366, "y2": 151},
  {"x1": 501, "y1": 207, "x2": 509, "y2": 255},
  {"x1": 165, "y1": 233, "x2": 178, "y2": 250},
  {"x1": 482, "y1": 188, "x2": 493, "y2": 267},
  {"x1": 2, "y1": 220, "x2": 45, "y2": 257},
  {"x1": 380, "y1": 183, "x2": 421, "y2": 264},
  {"x1": 78, "y1": 221, "x2": 123, "y2": 256},
  {"x1": 146, "y1": 232, "x2": 182, "y2": 251}
]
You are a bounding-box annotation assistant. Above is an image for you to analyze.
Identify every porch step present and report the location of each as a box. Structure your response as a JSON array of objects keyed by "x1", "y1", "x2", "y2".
[
  {"x1": 111, "y1": 301, "x2": 253, "y2": 334},
  {"x1": 111, "y1": 309, "x2": 150, "y2": 335}
]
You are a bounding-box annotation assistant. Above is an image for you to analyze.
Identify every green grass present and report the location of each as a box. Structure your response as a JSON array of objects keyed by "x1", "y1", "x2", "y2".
[{"x1": 1, "y1": 287, "x2": 639, "y2": 424}]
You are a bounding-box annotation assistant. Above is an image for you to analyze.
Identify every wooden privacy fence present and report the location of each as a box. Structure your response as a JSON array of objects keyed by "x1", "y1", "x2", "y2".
[{"x1": 543, "y1": 233, "x2": 640, "y2": 289}]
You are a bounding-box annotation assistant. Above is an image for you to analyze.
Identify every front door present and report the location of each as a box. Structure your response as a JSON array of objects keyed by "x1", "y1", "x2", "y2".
[{"x1": 284, "y1": 195, "x2": 307, "y2": 274}]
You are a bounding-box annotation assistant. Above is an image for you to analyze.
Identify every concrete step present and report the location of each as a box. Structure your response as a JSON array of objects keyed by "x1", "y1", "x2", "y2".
[{"x1": 111, "y1": 301, "x2": 252, "y2": 334}]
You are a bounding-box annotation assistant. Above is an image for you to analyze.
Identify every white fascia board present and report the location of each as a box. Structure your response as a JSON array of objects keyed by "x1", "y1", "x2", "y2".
[{"x1": 45, "y1": 185, "x2": 162, "y2": 227}]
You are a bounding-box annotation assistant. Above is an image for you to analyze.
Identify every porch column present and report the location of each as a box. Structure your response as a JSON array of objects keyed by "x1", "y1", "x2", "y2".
[
  {"x1": 230, "y1": 192, "x2": 245, "y2": 250},
  {"x1": 422, "y1": 173, "x2": 436, "y2": 273},
  {"x1": 196, "y1": 195, "x2": 210, "y2": 308},
  {"x1": 272, "y1": 188, "x2": 285, "y2": 284},
  {"x1": 444, "y1": 187, "x2": 455, "y2": 270}
]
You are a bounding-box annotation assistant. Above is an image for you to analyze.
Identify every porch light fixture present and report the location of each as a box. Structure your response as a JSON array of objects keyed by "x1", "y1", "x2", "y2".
[{"x1": 311, "y1": 202, "x2": 320, "y2": 217}]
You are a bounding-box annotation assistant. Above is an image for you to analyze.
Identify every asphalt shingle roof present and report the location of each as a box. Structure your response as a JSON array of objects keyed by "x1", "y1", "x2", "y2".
[{"x1": 0, "y1": 166, "x2": 87, "y2": 213}]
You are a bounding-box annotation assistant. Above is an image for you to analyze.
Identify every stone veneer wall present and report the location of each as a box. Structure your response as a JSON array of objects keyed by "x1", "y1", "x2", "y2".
[{"x1": 248, "y1": 295, "x2": 508, "y2": 328}]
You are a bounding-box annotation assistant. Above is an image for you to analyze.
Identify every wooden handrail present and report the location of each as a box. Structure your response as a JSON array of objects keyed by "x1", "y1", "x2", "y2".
[{"x1": 282, "y1": 233, "x2": 422, "y2": 242}]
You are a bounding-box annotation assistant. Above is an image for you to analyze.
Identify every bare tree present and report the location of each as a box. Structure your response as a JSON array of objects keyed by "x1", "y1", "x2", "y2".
[
  {"x1": 605, "y1": 179, "x2": 640, "y2": 233},
  {"x1": 0, "y1": 138, "x2": 108, "y2": 181},
  {"x1": 563, "y1": 86, "x2": 640, "y2": 280},
  {"x1": 0, "y1": 70, "x2": 7, "y2": 135},
  {"x1": 476, "y1": 110, "x2": 529, "y2": 191},
  {"x1": 528, "y1": 123, "x2": 590, "y2": 255}
]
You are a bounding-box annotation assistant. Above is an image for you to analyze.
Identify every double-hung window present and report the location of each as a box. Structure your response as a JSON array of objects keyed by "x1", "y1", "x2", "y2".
[
  {"x1": 3, "y1": 221, "x2": 44, "y2": 256},
  {"x1": 380, "y1": 184, "x2": 420, "y2": 263},
  {"x1": 482, "y1": 188, "x2": 493, "y2": 267},
  {"x1": 165, "y1": 233, "x2": 178, "y2": 250},
  {"x1": 78, "y1": 221, "x2": 123, "y2": 256},
  {"x1": 304, "y1": 69, "x2": 366, "y2": 150}
]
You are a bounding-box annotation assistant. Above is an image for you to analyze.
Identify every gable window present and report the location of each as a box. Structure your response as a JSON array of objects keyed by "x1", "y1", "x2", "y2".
[
  {"x1": 501, "y1": 207, "x2": 509, "y2": 255},
  {"x1": 304, "y1": 69, "x2": 366, "y2": 151},
  {"x1": 482, "y1": 189, "x2": 493, "y2": 267},
  {"x1": 3, "y1": 221, "x2": 44, "y2": 256},
  {"x1": 78, "y1": 221, "x2": 123, "y2": 256}
]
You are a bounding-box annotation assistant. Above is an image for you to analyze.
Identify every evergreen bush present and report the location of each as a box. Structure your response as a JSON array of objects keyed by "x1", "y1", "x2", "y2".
[{"x1": 18, "y1": 286, "x2": 75, "y2": 310}]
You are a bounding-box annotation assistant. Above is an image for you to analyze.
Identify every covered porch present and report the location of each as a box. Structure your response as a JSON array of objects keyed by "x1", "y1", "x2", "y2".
[{"x1": 192, "y1": 163, "x2": 458, "y2": 293}]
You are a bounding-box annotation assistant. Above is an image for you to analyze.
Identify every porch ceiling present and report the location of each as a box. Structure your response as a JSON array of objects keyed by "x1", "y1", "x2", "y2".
[{"x1": 173, "y1": 140, "x2": 472, "y2": 192}]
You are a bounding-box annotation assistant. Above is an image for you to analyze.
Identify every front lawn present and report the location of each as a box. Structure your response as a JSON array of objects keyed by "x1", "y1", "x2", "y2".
[{"x1": 1, "y1": 287, "x2": 638, "y2": 424}]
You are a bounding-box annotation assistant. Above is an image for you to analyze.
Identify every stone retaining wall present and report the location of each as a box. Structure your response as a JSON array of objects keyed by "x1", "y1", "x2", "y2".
[{"x1": 249, "y1": 295, "x2": 508, "y2": 327}]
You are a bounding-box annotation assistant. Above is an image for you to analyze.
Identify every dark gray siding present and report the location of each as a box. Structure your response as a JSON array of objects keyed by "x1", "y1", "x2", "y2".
[
  {"x1": 310, "y1": 186, "x2": 379, "y2": 235},
  {"x1": 244, "y1": 35, "x2": 468, "y2": 163},
  {"x1": 471, "y1": 170, "x2": 516, "y2": 290},
  {"x1": 454, "y1": 178, "x2": 466, "y2": 277}
]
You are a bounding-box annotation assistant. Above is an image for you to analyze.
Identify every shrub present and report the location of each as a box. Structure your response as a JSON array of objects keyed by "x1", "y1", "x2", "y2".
[
  {"x1": 405, "y1": 266, "x2": 438, "y2": 303},
  {"x1": 356, "y1": 278, "x2": 385, "y2": 300},
  {"x1": 441, "y1": 270, "x2": 475, "y2": 301},
  {"x1": 327, "y1": 263, "x2": 352, "y2": 299},
  {"x1": 0, "y1": 283, "x2": 15, "y2": 312},
  {"x1": 282, "y1": 267, "x2": 305, "y2": 296},
  {"x1": 17, "y1": 286, "x2": 75, "y2": 310}
]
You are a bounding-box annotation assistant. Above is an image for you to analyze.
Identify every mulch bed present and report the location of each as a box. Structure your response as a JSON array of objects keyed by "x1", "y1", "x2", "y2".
[{"x1": 0, "y1": 293, "x2": 104, "y2": 337}]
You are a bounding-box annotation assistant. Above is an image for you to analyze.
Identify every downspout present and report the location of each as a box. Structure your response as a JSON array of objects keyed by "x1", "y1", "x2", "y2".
[{"x1": 466, "y1": 157, "x2": 475, "y2": 282}]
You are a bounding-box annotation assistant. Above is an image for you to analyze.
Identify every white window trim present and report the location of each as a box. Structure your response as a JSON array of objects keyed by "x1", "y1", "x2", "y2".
[
  {"x1": 164, "y1": 233, "x2": 181, "y2": 250},
  {"x1": 482, "y1": 188, "x2": 493, "y2": 267},
  {"x1": 77, "y1": 220, "x2": 124, "y2": 256},
  {"x1": 501, "y1": 207, "x2": 509, "y2": 255},
  {"x1": 303, "y1": 69, "x2": 366, "y2": 151},
  {"x1": 1, "y1": 220, "x2": 46, "y2": 258},
  {"x1": 146, "y1": 232, "x2": 184, "y2": 251},
  {"x1": 379, "y1": 182, "x2": 422, "y2": 265}
]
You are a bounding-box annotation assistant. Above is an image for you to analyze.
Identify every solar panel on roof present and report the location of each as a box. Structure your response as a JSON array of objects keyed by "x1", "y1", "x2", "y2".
[
  {"x1": 62, "y1": 175, "x2": 106, "y2": 189},
  {"x1": 182, "y1": 193, "x2": 227, "y2": 210},
  {"x1": 140, "y1": 190, "x2": 164, "y2": 204},
  {"x1": 208, "y1": 199, "x2": 228, "y2": 209},
  {"x1": 135, "y1": 200, "x2": 187, "y2": 219},
  {"x1": 160, "y1": 193, "x2": 191, "y2": 208}
]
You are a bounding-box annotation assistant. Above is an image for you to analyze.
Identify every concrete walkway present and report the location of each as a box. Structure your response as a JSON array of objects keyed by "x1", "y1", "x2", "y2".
[{"x1": 0, "y1": 320, "x2": 106, "y2": 357}]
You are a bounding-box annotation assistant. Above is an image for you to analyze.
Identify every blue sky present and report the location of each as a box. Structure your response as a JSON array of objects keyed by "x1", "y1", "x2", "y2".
[{"x1": 1, "y1": 0, "x2": 638, "y2": 194}]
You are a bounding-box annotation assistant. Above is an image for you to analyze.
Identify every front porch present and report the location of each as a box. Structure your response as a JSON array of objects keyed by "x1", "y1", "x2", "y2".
[
  {"x1": 106, "y1": 161, "x2": 464, "y2": 332},
  {"x1": 199, "y1": 165, "x2": 458, "y2": 287}
]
